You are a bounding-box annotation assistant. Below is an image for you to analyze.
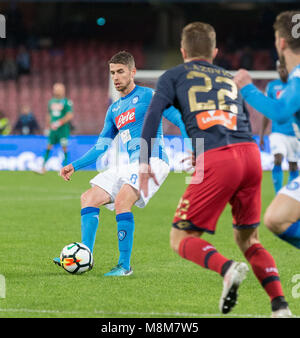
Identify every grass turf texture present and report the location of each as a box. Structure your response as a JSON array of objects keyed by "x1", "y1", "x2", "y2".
[{"x1": 0, "y1": 170, "x2": 299, "y2": 318}]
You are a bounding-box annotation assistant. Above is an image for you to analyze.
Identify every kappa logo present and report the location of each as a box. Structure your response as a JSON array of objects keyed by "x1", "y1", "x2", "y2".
[
  {"x1": 276, "y1": 90, "x2": 284, "y2": 98},
  {"x1": 115, "y1": 108, "x2": 136, "y2": 129},
  {"x1": 196, "y1": 110, "x2": 237, "y2": 131},
  {"x1": 118, "y1": 230, "x2": 127, "y2": 241}
]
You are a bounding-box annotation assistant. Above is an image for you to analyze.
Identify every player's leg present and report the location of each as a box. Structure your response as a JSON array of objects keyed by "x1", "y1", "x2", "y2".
[
  {"x1": 264, "y1": 188, "x2": 300, "y2": 249},
  {"x1": 62, "y1": 144, "x2": 69, "y2": 167},
  {"x1": 80, "y1": 185, "x2": 111, "y2": 253},
  {"x1": 288, "y1": 161, "x2": 299, "y2": 183},
  {"x1": 53, "y1": 185, "x2": 111, "y2": 266},
  {"x1": 170, "y1": 225, "x2": 248, "y2": 314},
  {"x1": 171, "y1": 146, "x2": 254, "y2": 314},
  {"x1": 234, "y1": 227, "x2": 291, "y2": 317},
  {"x1": 104, "y1": 159, "x2": 169, "y2": 276},
  {"x1": 42, "y1": 130, "x2": 58, "y2": 171},
  {"x1": 272, "y1": 153, "x2": 283, "y2": 193},
  {"x1": 286, "y1": 135, "x2": 299, "y2": 183},
  {"x1": 170, "y1": 227, "x2": 233, "y2": 276},
  {"x1": 103, "y1": 184, "x2": 139, "y2": 276},
  {"x1": 41, "y1": 143, "x2": 53, "y2": 173},
  {"x1": 232, "y1": 144, "x2": 291, "y2": 317}
]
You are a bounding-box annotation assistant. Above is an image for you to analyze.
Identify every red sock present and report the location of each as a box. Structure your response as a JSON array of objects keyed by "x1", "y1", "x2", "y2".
[
  {"x1": 244, "y1": 243, "x2": 284, "y2": 301},
  {"x1": 179, "y1": 236, "x2": 232, "y2": 276}
]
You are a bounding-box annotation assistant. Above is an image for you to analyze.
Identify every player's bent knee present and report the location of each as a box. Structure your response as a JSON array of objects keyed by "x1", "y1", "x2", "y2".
[
  {"x1": 234, "y1": 228, "x2": 259, "y2": 254},
  {"x1": 170, "y1": 228, "x2": 201, "y2": 254},
  {"x1": 80, "y1": 188, "x2": 110, "y2": 208},
  {"x1": 264, "y1": 207, "x2": 283, "y2": 234}
]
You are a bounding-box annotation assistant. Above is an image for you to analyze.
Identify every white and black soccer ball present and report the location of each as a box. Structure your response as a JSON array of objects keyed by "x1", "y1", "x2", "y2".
[{"x1": 60, "y1": 242, "x2": 94, "y2": 274}]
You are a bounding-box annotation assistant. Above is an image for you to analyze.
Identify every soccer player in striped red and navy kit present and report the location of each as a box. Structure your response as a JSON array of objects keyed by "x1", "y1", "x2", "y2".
[{"x1": 139, "y1": 22, "x2": 291, "y2": 317}]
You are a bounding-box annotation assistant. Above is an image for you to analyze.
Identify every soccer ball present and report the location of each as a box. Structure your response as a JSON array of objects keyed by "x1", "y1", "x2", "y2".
[{"x1": 60, "y1": 242, "x2": 94, "y2": 274}]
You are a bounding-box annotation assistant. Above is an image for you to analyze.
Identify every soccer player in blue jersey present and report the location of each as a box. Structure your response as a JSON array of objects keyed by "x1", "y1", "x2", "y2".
[
  {"x1": 234, "y1": 11, "x2": 300, "y2": 256},
  {"x1": 260, "y1": 60, "x2": 299, "y2": 194},
  {"x1": 139, "y1": 22, "x2": 291, "y2": 317},
  {"x1": 54, "y1": 51, "x2": 190, "y2": 276}
]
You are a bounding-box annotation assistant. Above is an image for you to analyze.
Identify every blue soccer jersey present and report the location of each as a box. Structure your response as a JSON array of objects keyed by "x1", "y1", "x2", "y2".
[
  {"x1": 265, "y1": 79, "x2": 294, "y2": 136},
  {"x1": 72, "y1": 85, "x2": 189, "y2": 171},
  {"x1": 241, "y1": 64, "x2": 300, "y2": 139}
]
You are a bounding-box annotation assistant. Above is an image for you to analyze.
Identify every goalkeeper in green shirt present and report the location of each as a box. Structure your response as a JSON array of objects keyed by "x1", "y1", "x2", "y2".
[{"x1": 40, "y1": 83, "x2": 73, "y2": 173}]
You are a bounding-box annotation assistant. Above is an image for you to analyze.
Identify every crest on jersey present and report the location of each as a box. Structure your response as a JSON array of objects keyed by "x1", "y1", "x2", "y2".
[
  {"x1": 132, "y1": 96, "x2": 139, "y2": 104},
  {"x1": 286, "y1": 181, "x2": 300, "y2": 191}
]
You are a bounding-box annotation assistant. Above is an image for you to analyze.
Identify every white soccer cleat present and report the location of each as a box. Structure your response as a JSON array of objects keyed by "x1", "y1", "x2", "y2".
[
  {"x1": 219, "y1": 261, "x2": 249, "y2": 314},
  {"x1": 271, "y1": 307, "x2": 293, "y2": 318}
]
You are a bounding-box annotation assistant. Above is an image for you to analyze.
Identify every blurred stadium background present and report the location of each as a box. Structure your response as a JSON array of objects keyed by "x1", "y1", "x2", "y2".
[{"x1": 0, "y1": 0, "x2": 299, "y2": 170}]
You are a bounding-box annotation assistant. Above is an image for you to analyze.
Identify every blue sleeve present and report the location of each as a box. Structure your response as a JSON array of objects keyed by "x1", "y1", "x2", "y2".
[
  {"x1": 72, "y1": 107, "x2": 118, "y2": 171},
  {"x1": 240, "y1": 79, "x2": 300, "y2": 124},
  {"x1": 162, "y1": 106, "x2": 192, "y2": 150}
]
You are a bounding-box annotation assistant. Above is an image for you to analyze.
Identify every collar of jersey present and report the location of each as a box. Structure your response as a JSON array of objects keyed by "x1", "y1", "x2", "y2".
[
  {"x1": 288, "y1": 64, "x2": 300, "y2": 80},
  {"x1": 120, "y1": 85, "x2": 139, "y2": 100},
  {"x1": 189, "y1": 59, "x2": 211, "y2": 64}
]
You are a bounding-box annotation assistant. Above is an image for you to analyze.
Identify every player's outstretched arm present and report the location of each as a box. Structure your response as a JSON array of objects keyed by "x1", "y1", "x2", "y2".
[
  {"x1": 60, "y1": 163, "x2": 75, "y2": 181},
  {"x1": 234, "y1": 69, "x2": 300, "y2": 123}
]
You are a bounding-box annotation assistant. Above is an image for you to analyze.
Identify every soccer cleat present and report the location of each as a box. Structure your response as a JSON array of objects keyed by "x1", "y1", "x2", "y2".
[
  {"x1": 219, "y1": 261, "x2": 249, "y2": 314},
  {"x1": 271, "y1": 307, "x2": 293, "y2": 318},
  {"x1": 53, "y1": 257, "x2": 61, "y2": 267},
  {"x1": 104, "y1": 264, "x2": 133, "y2": 277}
]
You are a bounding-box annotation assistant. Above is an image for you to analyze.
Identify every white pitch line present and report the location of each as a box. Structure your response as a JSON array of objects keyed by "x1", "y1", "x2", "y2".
[
  {"x1": 0, "y1": 196, "x2": 78, "y2": 201},
  {"x1": 0, "y1": 307, "x2": 270, "y2": 318}
]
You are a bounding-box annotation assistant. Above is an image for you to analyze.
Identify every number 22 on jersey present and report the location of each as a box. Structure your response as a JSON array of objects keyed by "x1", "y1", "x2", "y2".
[{"x1": 187, "y1": 71, "x2": 238, "y2": 131}]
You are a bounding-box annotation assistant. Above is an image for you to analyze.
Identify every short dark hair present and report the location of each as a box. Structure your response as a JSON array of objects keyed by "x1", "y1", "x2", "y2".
[
  {"x1": 273, "y1": 11, "x2": 300, "y2": 53},
  {"x1": 108, "y1": 51, "x2": 135, "y2": 69},
  {"x1": 181, "y1": 22, "x2": 216, "y2": 59}
]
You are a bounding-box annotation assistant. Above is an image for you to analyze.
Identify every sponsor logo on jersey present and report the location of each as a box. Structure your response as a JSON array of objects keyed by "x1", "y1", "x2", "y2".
[
  {"x1": 50, "y1": 103, "x2": 64, "y2": 111},
  {"x1": 115, "y1": 108, "x2": 136, "y2": 129},
  {"x1": 196, "y1": 110, "x2": 237, "y2": 131}
]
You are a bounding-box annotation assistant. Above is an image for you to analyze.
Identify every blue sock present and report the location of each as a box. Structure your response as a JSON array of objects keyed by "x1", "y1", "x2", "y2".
[
  {"x1": 288, "y1": 170, "x2": 299, "y2": 183},
  {"x1": 277, "y1": 220, "x2": 300, "y2": 249},
  {"x1": 272, "y1": 165, "x2": 283, "y2": 194},
  {"x1": 81, "y1": 207, "x2": 100, "y2": 253},
  {"x1": 116, "y1": 212, "x2": 135, "y2": 271}
]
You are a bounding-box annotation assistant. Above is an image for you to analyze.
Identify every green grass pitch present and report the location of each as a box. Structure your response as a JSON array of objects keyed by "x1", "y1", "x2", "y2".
[{"x1": 0, "y1": 170, "x2": 299, "y2": 318}]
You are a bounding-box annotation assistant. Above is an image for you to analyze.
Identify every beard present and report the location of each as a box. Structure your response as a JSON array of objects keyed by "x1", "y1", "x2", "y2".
[{"x1": 116, "y1": 79, "x2": 132, "y2": 93}]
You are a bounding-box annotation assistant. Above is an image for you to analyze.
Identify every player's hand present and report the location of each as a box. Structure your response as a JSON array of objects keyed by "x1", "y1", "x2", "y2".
[
  {"x1": 233, "y1": 69, "x2": 252, "y2": 89},
  {"x1": 60, "y1": 163, "x2": 74, "y2": 181},
  {"x1": 138, "y1": 163, "x2": 159, "y2": 198},
  {"x1": 180, "y1": 150, "x2": 195, "y2": 173}
]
